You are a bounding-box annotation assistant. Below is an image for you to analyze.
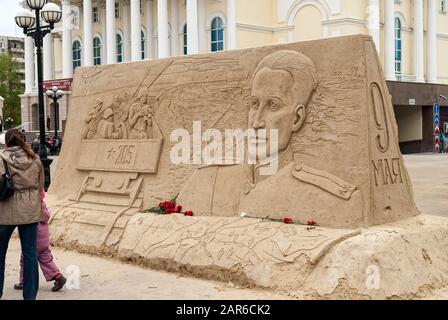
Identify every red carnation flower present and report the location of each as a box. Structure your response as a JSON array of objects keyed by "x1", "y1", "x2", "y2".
[
  {"x1": 307, "y1": 220, "x2": 317, "y2": 226},
  {"x1": 175, "y1": 205, "x2": 183, "y2": 213},
  {"x1": 159, "y1": 202, "x2": 164, "y2": 208},
  {"x1": 184, "y1": 211, "x2": 193, "y2": 216},
  {"x1": 283, "y1": 217, "x2": 293, "y2": 224}
]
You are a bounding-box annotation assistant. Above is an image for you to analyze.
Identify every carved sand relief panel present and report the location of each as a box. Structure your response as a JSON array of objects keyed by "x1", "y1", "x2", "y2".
[
  {"x1": 369, "y1": 82, "x2": 405, "y2": 187},
  {"x1": 43, "y1": 35, "x2": 435, "y2": 298},
  {"x1": 77, "y1": 139, "x2": 162, "y2": 173},
  {"x1": 119, "y1": 213, "x2": 361, "y2": 281},
  {"x1": 50, "y1": 92, "x2": 166, "y2": 249},
  {"x1": 363, "y1": 37, "x2": 418, "y2": 225},
  {"x1": 50, "y1": 35, "x2": 418, "y2": 239}
]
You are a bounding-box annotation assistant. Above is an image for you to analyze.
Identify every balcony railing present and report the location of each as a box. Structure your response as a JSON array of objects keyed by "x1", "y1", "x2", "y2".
[
  {"x1": 395, "y1": 74, "x2": 417, "y2": 83},
  {"x1": 9, "y1": 47, "x2": 24, "y2": 53}
]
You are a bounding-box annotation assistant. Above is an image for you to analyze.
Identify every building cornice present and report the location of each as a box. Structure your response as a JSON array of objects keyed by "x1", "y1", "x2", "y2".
[
  {"x1": 322, "y1": 17, "x2": 366, "y2": 26},
  {"x1": 235, "y1": 23, "x2": 294, "y2": 34},
  {"x1": 437, "y1": 32, "x2": 448, "y2": 40}
]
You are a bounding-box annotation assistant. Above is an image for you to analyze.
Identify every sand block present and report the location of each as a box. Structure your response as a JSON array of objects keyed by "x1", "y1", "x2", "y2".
[
  {"x1": 49, "y1": 35, "x2": 418, "y2": 231},
  {"x1": 117, "y1": 214, "x2": 360, "y2": 287},
  {"x1": 46, "y1": 35, "x2": 448, "y2": 298}
]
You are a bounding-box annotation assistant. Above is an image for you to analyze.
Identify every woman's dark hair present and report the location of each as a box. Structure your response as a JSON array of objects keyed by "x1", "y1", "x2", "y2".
[{"x1": 5, "y1": 128, "x2": 37, "y2": 160}]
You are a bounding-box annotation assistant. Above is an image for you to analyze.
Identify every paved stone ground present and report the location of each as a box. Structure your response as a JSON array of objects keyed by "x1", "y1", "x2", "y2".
[
  {"x1": 1, "y1": 154, "x2": 448, "y2": 300},
  {"x1": 2, "y1": 243, "x2": 292, "y2": 300},
  {"x1": 403, "y1": 153, "x2": 448, "y2": 219}
]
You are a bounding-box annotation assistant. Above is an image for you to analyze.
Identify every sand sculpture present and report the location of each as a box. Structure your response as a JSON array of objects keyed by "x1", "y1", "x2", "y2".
[
  {"x1": 47, "y1": 35, "x2": 448, "y2": 299},
  {"x1": 177, "y1": 49, "x2": 417, "y2": 228}
]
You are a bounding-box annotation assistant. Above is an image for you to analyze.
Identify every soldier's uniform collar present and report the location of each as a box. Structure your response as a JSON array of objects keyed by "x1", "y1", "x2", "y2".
[{"x1": 252, "y1": 145, "x2": 294, "y2": 184}]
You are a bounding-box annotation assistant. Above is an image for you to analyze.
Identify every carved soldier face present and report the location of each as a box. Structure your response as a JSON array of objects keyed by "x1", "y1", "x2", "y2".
[{"x1": 249, "y1": 68, "x2": 306, "y2": 158}]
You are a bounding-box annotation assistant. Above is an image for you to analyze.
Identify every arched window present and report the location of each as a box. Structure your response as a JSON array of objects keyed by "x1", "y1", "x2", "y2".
[
  {"x1": 211, "y1": 17, "x2": 224, "y2": 52},
  {"x1": 394, "y1": 17, "x2": 402, "y2": 75},
  {"x1": 72, "y1": 40, "x2": 81, "y2": 69},
  {"x1": 183, "y1": 24, "x2": 187, "y2": 55},
  {"x1": 141, "y1": 30, "x2": 146, "y2": 59},
  {"x1": 116, "y1": 33, "x2": 123, "y2": 62},
  {"x1": 441, "y1": 0, "x2": 447, "y2": 13},
  {"x1": 93, "y1": 36, "x2": 102, "y2": 65}
]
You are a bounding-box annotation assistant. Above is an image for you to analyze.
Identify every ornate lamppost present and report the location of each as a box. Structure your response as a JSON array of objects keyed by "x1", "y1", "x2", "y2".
[
  {"x1": 46, "y1": 86, "x2": 64, "y2": 139},
  {"x1": 5, "y1": 117, "x2": 14, "y2": 130},
  {"x1": 15, "y1": 0, "x2": 62, "y2": 190}
]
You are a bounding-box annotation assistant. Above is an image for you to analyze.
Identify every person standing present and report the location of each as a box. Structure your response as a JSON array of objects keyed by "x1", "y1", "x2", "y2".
[
  {"x1": 14, "y1": 191, "x2": 66, "y2": 292},
  {"x1": 31, "y1": 134, "x2": 40, "y2": 154},
  {"x1": 0, "y1": 128, "x2": 44, "y2": 300},
  {"x1": 443, "y1": 131, "x2": 448, "y2": 153}
]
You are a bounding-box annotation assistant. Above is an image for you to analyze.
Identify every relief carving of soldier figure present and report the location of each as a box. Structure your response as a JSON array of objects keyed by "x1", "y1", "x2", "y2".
[
  {"x1": 177, "y1": 50, "x2": 364, "y2": 229},
  {"x1": 85, "y1": 98, "x2": 104, "y2": 139},
  {"x1": 95, "y1": 108, "x2": 115, "y2": 139},
  {"x1": 84, "y1": 93, "x2": 157, "y2": 140},
  {"x1": 129, "y1": 95, "x2": 153, "y2": 140},
  {"x1": 112, "y1": 93, "x2": 131, "y2": 139}
]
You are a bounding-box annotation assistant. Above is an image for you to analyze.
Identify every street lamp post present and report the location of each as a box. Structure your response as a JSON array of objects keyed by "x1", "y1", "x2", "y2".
[
  {"x1": 15, "y1": 0, "x2": 62, "y2": 191},
  {"x1": 6, "y1": 117, "x2": 14, "y2": 130},
  {"x1": 46, "y1": 86, "x2": 64, "y2": 139}
]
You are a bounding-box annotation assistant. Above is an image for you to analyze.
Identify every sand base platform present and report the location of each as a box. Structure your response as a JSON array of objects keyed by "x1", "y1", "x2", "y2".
[{"x1": 47, "y1": 198, "x2": 448, "y2": 300}]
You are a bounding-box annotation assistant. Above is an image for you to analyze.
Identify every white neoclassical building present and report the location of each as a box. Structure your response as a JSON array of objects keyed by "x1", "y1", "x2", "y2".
[{"x1": 20, "y1": 0, "x2": 448, "y2": 152}]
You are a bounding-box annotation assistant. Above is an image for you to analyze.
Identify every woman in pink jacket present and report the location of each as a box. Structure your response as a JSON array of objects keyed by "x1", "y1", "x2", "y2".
[{"x1": 14, "y1": 191, "x2": 67, "y2": 292}]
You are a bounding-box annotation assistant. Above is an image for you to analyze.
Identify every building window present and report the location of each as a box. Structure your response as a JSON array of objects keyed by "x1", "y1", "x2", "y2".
[
  {"x1": 115, "y1": 1, "x2": 120, "y2": 18},
  {"x1": 72, "y1": 40, "x2": 82, "y2": 69},
  {"x1": 394, "y1": 17, "x2": 402, "y2": 74},
  {"x1": 93, "y1": 36, "x2": 102, "y2": 65},
  {"x1": 116, "y1": 33, "x2": 123, "y2": 62},
  {"x1": 70, "y1": 7, "x2": 80, "y2": 29},
  {"x1": 183, "y1": 24, "x2": 188, "y2": 55},
  {"x1": 141, "y1": 30, "x2": 146, "y2": 59},
  {"x1": 93, "y1": 7, "x2": 99, "y2": 22},
  {"x1": 211, "y1": 17, "x2": 224, "y2": 52},
  {"x1": 441, "y1": 0, "x2": 447, "y2": 13}
]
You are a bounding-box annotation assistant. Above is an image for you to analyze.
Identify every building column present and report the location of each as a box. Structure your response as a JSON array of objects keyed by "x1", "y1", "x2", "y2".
[
  {"x1": 384, "y1": 0, "x2": 395, "y2": 81},
  {"x1": 427, "y1": 0, "x2": 438, "y2": 83},
  {"x1": 226, "y1": 0, "x2": 236, "y2": 50},
  {"x1": 158, "y1": 0, "x2": 170, "y2": 58},
  {"x1": 101, "y1": 2, "x2": 108, "y2": 63},
  {"x1": 414, "y1": 0, "x2": 424, "y2": 82},
  {"x1": 131, "y1": 0, "x2": 141, "y2": 61},
  {"x1": 62, "y1": 0, "x2": 73, "y2": 78},
  {"x1": 368, "y1": 0, "x2": 380, "y2": 53},
  {"x1": 198, "y1": 0, "x2": 206, "y2": 52},
  {"x1": 186, "y1": 0, "x2": 198, "y2": 54},
  {"x1": 83, "y1": 0, "x2": 93, "y2": 66},
  {"x1": 106, "y1": 0, "x2": 117, "y2": 64},
  {"x1": 123, "y1": 0, "x2": 131, "y2": 61},
  {"x1": 145, "y1": 0, "x2": 154, "y2": 58},
  {"x1": 24, "y1": 37, "x2": 35, "y2": 93},
  {"x1": 43, "y1": 32, "x2": 54, "y2": 81},
  {"x1": 171, "y1": 0, "x2": 179, "y2": 56}
]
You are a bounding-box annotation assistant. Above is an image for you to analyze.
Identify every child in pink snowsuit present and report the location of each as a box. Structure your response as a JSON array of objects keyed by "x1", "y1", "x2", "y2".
[{"x1": 15, "y1": 192, "x2": 66, "y2": 292}]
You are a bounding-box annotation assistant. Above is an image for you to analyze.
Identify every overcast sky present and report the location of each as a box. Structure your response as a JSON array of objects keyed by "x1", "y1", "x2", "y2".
[{"x1": 0, "y1": 0, "x2": 25, "y2": 37}]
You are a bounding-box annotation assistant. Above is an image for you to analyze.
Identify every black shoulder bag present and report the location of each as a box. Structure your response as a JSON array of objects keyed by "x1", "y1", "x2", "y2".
[{"x1": 0, "y1": 159, "x2": 15, "y2": 201}]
